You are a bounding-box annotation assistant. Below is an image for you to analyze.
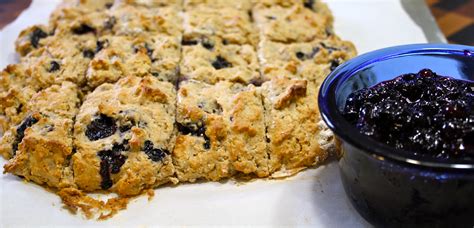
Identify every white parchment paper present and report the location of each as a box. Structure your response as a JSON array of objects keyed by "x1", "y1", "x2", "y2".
[{"x1": 0, "y1": 0, "x2": 428, "y2": 226}]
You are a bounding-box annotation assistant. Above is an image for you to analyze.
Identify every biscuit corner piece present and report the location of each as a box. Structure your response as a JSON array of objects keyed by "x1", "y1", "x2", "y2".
[
  {"x1": 259, "y1": 78, "x2": 329, "y2": 177},
  {"x1": 72, "y1": 76, "x2": 177, "y2": 196},
  {"x1": 173, "y1": 80, "x2": 269, "y2": 182},
  {"x1": 2, "y1": 82, "x2": 80, "y2": 189}
]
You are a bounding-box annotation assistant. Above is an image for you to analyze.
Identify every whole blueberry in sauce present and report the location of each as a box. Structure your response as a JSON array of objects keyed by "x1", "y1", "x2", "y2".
[{"x1": 342, "y1": 69, "x2": 474, "y2": 161}]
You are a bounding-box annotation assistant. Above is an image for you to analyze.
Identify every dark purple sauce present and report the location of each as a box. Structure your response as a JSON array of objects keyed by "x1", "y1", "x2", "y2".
[{"x1": 342, "y1": 69, "x2": 474, "y2": 161}]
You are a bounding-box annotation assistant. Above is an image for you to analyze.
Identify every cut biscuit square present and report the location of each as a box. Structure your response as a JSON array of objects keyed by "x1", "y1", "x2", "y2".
[
  {"x1": 0, "y1": 81, "x2": 79, "y2": 159},
  {"x1": 109, "y1": 5, "x2": 182, "y2": 37},
  {"x1": 182, "y1": 6, "x2": 258, "y2": 46},
  {"x1": 258, "y1": 35, "x2": 357, "y2": 84},
  {"x1": 19, "y1": 32, "x2": 98, "y2": 89},
  {"x1": 252, "y1": 3, "x2": 333, "y2": 43},
  {"x1": 3, "y1": 113, "x2": 76, "y2": 188},
  {"x1": 259, "y1": 78, "x2": 328, "y2": 177},
  {"x1": 174, "y1": 80, "x2": 269, "y2": 182},
  {"x1": 72, "y1": 76, "x2": 177, "y2": 196},
  {"x1": 1, "y1": 82, "x2": 80, "y2": 189},
  {"x1": 87, "y1": 34, "x2": 181, "y2": 88},
  {"x1": 50, "y1": 7, "x2": 113, "y2": 37},
  {"x1": 15, "y1": 25, "x2": 54, "y2": 57},
  {"x1": 180, "y1": 35, "x2": 262, "y2": 85},
  {"x1": 0, "y1": 64, "x2": 38, "y2": 134}
]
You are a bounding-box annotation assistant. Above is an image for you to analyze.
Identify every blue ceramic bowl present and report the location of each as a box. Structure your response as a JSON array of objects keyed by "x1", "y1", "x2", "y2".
[{"x1": 318, "y1": 44, "x2": 474, "y2": 227}]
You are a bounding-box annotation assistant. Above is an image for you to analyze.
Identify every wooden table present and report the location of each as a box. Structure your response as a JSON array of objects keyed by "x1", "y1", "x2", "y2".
[
  {"x1": 0, "y1": 0, "x2": 31, "y2": 29},
  {"x1": 0, "y1": 0, "x2": 473, "y2": 45}
]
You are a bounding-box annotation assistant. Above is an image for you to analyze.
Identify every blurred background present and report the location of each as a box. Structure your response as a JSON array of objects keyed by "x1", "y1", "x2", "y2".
[{"x1": 0, "y1": 0, "x2": 473, "y2": 46}]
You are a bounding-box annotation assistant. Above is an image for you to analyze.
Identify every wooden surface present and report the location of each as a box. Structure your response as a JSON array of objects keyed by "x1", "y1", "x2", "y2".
[
  {"x1": 426, "y1": 0, "x2": 474, "y2": 45},
  {"x1": 0, "y1": 0, "x2": 472, "y2": 45},
  {"x1": 0, "y1": 0, "x2": 31, "y2": 29}
]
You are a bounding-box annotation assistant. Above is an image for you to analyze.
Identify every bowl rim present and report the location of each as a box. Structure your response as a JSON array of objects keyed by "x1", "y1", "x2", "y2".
[{"x1": 318, "y1": 43, "x2": 474, "y2": 170}]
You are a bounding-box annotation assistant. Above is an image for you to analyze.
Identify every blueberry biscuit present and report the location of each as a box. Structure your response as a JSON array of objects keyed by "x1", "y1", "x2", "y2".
[
  {"x1": 259, "y1": 78, "x2": 328, "y2": 177},
  {"x1": 0, "y1": 64, "x2": 38, "y2": 131},
  {"x1": 173, "y1": 80, "x2": 269, "y2": 181},
  {"x1": 50, "y1": 7, "x2": 112, "y2": 37},
  {"x1": 87, "y1": 34, "x2": 181, "y2": 88},
  {"x1": 180, "y1": 35, "x2": 262, "y2": 85},
  {"x1": 72, "y1": 76, "x2": 177, "y2": 196},
  {"x1": 252, "y1": 3, "x2": 333, "y2": 43},
  {"x1": 15, "y1": 25, "x2": 53, "y2": 57},
  {"x1": 18, "y1": 31, "x2": 98, "y2": 89},
  {"x1": 0, "y1": 81, "x2": 79, "y2": 158},
  {"x1": 182, "y1": 6, "x2": 258, "y2": 46},
  {"x1": 258, "y1": 35, "x2": 357, "y2": 84},
  {"x1": 109, "y1": 5, "x2": 182, "y2": 37},
  {"x1": 1, "y1": 82, "x2": 80, "y2": 189}
]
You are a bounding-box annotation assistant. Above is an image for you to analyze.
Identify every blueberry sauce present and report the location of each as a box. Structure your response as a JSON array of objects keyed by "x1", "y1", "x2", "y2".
[{"x1": 342, "y1": 69, "x2": 474, "y2": 161}]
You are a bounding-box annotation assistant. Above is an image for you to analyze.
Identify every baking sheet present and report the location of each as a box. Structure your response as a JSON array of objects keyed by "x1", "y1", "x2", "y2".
[{"x1": 0, "y1": 0, "x2": 431, "y2": 226}]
